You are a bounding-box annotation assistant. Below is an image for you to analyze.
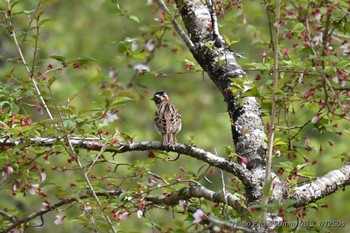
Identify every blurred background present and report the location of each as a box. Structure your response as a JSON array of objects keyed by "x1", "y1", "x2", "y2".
[{"x1": 1, "y1": 0, "x2": 350, "y2": 232}]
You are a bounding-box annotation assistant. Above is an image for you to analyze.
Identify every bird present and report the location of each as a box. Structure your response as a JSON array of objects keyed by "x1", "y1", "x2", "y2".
[{"x1": 151, "y1": 91, "x2": 182, "y2": 146}]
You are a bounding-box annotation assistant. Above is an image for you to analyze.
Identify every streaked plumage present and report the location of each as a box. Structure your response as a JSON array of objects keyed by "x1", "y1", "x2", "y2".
[{"x1": 151, "y1": 91, "x2": 182, "y2": 146}]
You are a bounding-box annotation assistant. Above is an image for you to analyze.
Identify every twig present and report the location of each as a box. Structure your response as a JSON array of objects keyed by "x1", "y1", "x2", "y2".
[
  {"x1": 5, "y1": 0, "x2": 55, "y2": 122},
  {"x1": 220, "y1": 169, "x2": 228, "y2": 206},
  {"x1": 262, "y1": 0, "x2": 281, "y2": 223},
  {"x1": 46, "y1": 87, "x2": 117, "y2": 233},
  {"x1": 0, "y1": 210, "x2": 16, "y2": 222},
  {"x1": 86, "y1": 140, "x2": 110, "y2": 175},
  {"x1": 148, "y1": 171, "x2": 170, "y2": 185},
  {"x1": 0, "y1": 191, "x2": 122, "y2": 233},
  {"x1": 206, "y1": 0, "x2": 224, "y2": 43},
  {"x1": 154, "y1": 0, "x2": 195, "y2": 51}
]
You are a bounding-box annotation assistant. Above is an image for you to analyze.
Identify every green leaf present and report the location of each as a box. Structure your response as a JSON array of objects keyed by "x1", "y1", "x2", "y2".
[
  {"x1": 337, "y1": 60, "x2": 350, "y2": 69},
  {"x1": 23, "y1": 10, "x2": 35, "y2": 16},
  {"x1": 274, "y1": 138, "x2": 287, "y2": 146},
  {"x1": 296, "y1": 163, "x2": 307, "y2": 170},
  {"x1": 50, "y1": 55, "x2": 66, "y2": 63},
  {"x1": 298, "y1": 170, "x2": 315, "y2": 177},
  {"x1": 132, "y1": 52, "x2": 148, "y2": 60},
  {"x1": 110, "y1": 96, "x2": 133, "y2": 108},
  {"x1": 38, "y1": 18, "x2": 53, "y2": 27},
  {"x1": 278, "y1": 161, "x2": 293, "y2": 171},
  {"x1": 197, "y1": 164, "x2": 208, "y2": 175},
  {"x1": 128, "y1": 15, "x2": 140, "y2": 23},
  {"x1": 262, "y1": 177, "x2": 274, "y2": 196}
]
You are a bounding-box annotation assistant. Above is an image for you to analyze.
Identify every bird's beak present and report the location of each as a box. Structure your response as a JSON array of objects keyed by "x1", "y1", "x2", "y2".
[{"x1": 151, "y1": 97, "x2": 154, "y2": 101}]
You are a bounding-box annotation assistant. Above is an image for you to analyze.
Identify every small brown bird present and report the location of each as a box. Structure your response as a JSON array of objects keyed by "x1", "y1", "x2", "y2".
[{"x1": 151, "y1": 91, "x2": 182, "y2": 146}]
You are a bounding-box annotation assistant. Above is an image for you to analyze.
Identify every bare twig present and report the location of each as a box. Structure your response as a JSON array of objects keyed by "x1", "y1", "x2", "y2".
[
  {"x1": 0, "y1": 210, "x2": 16, "y2": 223},
  {"x1": 5, "y1": 0, "x2": 56, "y2": 122},
  {"x1": 0, "y1": 191, "x2": 122, "y2": 233},
  {"x1": 262, "y1": 0, "x2": 281, "y2": 223},
  {"x1": 46, "y1": 87, "x2": 117, "y2": 233},
  {"x1": 154, "y1": 0, "x2": 195, "y2": 51}
]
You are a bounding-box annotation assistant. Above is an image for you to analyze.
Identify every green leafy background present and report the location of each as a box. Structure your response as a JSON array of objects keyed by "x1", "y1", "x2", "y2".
[{"x1": 1, "y1": 0, "x2": 350, "y2": 232}]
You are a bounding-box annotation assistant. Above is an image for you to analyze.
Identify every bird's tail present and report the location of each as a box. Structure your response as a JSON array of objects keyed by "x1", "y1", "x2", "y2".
[{"x1": 162, "y1": 134, "x2": 176, "y2": 146}]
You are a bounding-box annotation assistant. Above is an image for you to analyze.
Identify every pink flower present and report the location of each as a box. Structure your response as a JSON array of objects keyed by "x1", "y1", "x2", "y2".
[
  {"x1": 137, "y1": 209, "x2": 143, "y2": 218},
  {"x1": 54, "y1": 215, "x2": 65, "y2": 225},
  {"x1": 275, "y1": 150, "x2": 281, "y2": 157},
  {"x1": 311, "y1": 114, "x2": 319, "y2": 124},
  {"x1": 84, "y1": 203, "x2": 92, "y2": 211},
  {"x1": 193, "y1": 209, "x2": 206, "y2": 223},
  {"x1": 119, "y1": 211, "x2": 130, "y2": 220},
  {"x1": 133, "y1": 64, "x2": 150, "y2": 72},
  {"x1": 7, "y1": 165, "x2": 14, "y2": 174},
  {"x1": 144, "y1": 40, "x2": 155, "y2": 51},
  {"x1": 41, "y1": 201, "x2": 51, "y2": 211},
  {"x1": 39, "y1": 169, "x2": 46, "y2": 183},
  {"x1": 148, "y1": 178, "x2": 157, "y2": 186},
  {"x1": 28, "y1": 184, "x2": 39, "y2": 195},
  {"x1": 179, "y1": 200, "x2": 188, "y2": 211}
]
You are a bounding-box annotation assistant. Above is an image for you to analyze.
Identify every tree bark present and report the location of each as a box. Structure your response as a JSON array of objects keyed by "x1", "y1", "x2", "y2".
[{"x1": 173, "y1": 0, "x2": 269, "y2": 203}]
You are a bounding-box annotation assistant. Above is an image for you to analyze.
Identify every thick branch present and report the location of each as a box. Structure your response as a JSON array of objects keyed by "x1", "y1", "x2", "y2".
[
  {"x1": 290, "y1": 163, "x2": 350, "y2": 207},
  {"x1": 172, "y1": 0, "x2": 267, "y2": 203},
  {"x1": 0, "y1": 137, "x2": 251, "y2": 186},
  {"x1": 146, "y1": 184, "x2": 247, "y2": 214}
]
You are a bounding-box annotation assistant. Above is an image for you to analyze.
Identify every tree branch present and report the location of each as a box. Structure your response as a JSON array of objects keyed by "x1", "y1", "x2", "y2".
[
  {"x1": 146, "y1": 184, "x2": 247, "y2": 214},
  {"x1": 0, "y1": 191, "x2": 122, "y2": 233},
  {"x1": 1, "y1": 184, "x2": 248, "y2": 232},
  {"x1": 0, "y1": 137, "x2": 252, "y2": 187},
  {"x1": 154, "y1": 0, "x2": 195, "y2": 51},
  {"x1": 290, "y1": 163, "x2": 350, "y2": 207}
]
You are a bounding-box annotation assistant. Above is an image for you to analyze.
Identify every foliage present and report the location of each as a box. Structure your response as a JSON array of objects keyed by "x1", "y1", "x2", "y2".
[{"x1": 0, "y1": 0, "x2": 350, "y2": 232}]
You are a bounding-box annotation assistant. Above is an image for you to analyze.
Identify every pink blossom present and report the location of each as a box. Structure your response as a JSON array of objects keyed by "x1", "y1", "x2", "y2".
[
  {"x1": 133, "y1": 64, "x2": 150, "y2": 72},
  {"x1": 148, "y1": 178, "x2": 157, "y2": 186},
  {"x1": 145, "y1": 40, "x2": 155, "y2": 51},
  {"x1": 179, "y1": 200, "x2": 188, "y2": 211},
  {"x1": 314, "y1": 11, "x2": 322, "y2": 21},
  {"x1": 119, "y1": 211, "x2": 130, "y2": 220},
  {"x1": 340, "y1": 42, "x2": 350, "y2": 55},
  {"x1": 275, "y1": 150, "x2": 281, "y2": 157},
  {"x1": 84, "y1": 203, "x2": 92, "y2": 211},
  {"x1": 193, "y1": 209, "x2": 206, "y2": 223},
  {"x1": 7, "y1": 165, "x2": 14, "y2": 174},
  {"x1": 41, "y1": 201, "x2": 51, "y2": 211},
  {"x1": 39, "y1": 169, "x2": 46, "y2": 183},
  {"x1": 137, "y1": 209, "x2": 143, "y2": 218},
  {"x1": 131, "y1": 41, "x2": 138, "y2": 52},
  {"x1": 2, "y1": 171, "x2": 7, "y2": 179},
  {"x1": 102, "y1": 111, "x2": 119, "y2": 124},
  {"x1": 312, "y1": 32, "x2": 323, "y2": 46},
  {"x1": 28, "y1": 184, "x2": 39, "y2": 195},
  {"x1": 54, "y1": 215, "x2": 65, "y2": 225},
  {"x1": 311, "y1": 114, "x2": 319, "y2": 124},
  {"x1": 12, "y1": 184, "x2": 17, "y2": 193}
]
